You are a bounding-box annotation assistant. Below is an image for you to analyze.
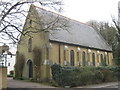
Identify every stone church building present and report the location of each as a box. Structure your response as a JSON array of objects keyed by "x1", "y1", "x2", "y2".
[{"x1": 15, "y1": 5, "x2": 113, "y2": 79}]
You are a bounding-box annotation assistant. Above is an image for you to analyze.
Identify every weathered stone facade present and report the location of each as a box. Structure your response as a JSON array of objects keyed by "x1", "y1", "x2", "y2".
[{"x1": 15, "y1": 5, "x2": 113, "y2": 80}]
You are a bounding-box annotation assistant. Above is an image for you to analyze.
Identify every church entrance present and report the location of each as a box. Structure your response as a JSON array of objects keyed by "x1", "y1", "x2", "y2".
[{"x1": 26, "y1": 60, "x2": 33, "y2": 78}]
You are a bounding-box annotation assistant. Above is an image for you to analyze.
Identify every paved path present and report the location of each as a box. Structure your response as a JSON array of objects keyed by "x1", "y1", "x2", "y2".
[
  {"x1": 7, "y1": 78, "x2": 55, "y2": 88},
  {"x1": 77, "y1": 82, "x2": 119, "y2": 88},
  {"x1": 7, "y1": 77, "x2": 119, "y2": 88}
]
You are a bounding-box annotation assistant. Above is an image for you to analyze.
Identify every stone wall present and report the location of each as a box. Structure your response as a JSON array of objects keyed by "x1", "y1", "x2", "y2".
[
  {"x1": 51, "y1": 42, "x2": 113, "y2": 66},
  {"x1": 0, "y1": 67, "x2": 7, "y2": 89}
]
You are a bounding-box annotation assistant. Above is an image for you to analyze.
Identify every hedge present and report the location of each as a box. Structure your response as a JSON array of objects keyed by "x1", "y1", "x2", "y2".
[{"x1": 51, "y1": 64, "x2": 119, "y2": 87}]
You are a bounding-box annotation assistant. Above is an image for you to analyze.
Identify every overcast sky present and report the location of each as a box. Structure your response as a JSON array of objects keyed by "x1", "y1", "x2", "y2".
[
  {"x1": 1, "y1": 0, "x2": 120, "y2": 48},
  {"x1": 62, "y1": 0, "x2": 119, "y2": 23}
]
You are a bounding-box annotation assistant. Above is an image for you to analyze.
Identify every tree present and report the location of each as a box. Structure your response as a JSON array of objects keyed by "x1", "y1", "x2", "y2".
[
  {"x1": 112, "y1": 19, "x2": 120, "y2": 65},
  {"x1": 87, "y1": 20, "x2": 117, "y2": 47},
  {"x1": 87, "y1": 20, "x2": 118, "y2": 65},
  {"x1": 0, "y1": 0, "x2": 63, "y2": 44}
]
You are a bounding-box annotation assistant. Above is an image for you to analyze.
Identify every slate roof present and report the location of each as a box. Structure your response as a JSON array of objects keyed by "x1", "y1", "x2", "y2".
[{"x1": 34, "y1": 5, "x2": 112, "y2": 52}]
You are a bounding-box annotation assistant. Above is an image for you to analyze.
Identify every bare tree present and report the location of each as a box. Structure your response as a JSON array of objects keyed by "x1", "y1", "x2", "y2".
[
  {"x1": 87, "y1": 20, "x2": 117, "y2": 47},
  {"x1": 0, "y1": 0, "x2": 63, "y2": 44},
  {"x1": 87, "y1": 20, "x2": 119, "y2": 65},
  {"x1": 112, "y1": 18, "x2": 120, "y2": 65}
]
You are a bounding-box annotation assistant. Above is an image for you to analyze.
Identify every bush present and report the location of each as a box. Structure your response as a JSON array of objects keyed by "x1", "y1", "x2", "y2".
[
  {"x1": 96, "y1": 66, "x2": 120, "y2": 81},
  {"x1": 7, "y1": 75, "x2": 13, "y2": 77},
  {"x1": 51, "y1": 64, "x2": 118, "y2": 87},
  {"x1": 15, "y1": 52, "x2": 25, "y2": 79},
  {"x1": 10, "y1": 70, "x2": 14, "y2": 75},
  {"x1": 51, "y1": 64, "x2": 63, "y2": 86}
]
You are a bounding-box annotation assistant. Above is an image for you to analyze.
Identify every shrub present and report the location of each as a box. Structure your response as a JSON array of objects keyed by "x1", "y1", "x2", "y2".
[
  {"x1": 10, "y1": 70, "x2": 14, "y2": 75},
  {"x1": 15, "y1": 52, "x2": 25, "y2": 79},
  {"x1": 51, "y1": 64, "x2": 63, "y2": 86},
  {"x1": 94, "y1": 70, "x2": 104, "y2": 83},
  {"x1": 51, "y1": 64, "x2": 118, "y2": 87}
]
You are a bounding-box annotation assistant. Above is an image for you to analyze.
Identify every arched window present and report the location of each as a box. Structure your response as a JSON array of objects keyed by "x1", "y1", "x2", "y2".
[
  {"x1": 100, "y1": 54, "x2": 103, "y2": 65},
  {"x1": 77, "y1": 52, "x2": 79, "y2": 61},
  {"x1": 64, "y1": 50, "x2": 66, "y2": 61},
  {"x1": 92, "y1": 53, "x2": 95, "y2": 66},
  {"x1": 82, "y1": 51, "x2": 86, "y2": 66},
  {"x1": 108, "y1": 54, "x2": 109, "y2": 65},
  {"x1": 30, "y1": 20, "x2": 32, "y2": 25},
  {"x1": 46, "y1": 47, "x2": 49, "y2": 60},
  {"x1": 28, "y1": 38, "x2": 32, "y2": 52},
  {"x1": 70, "y1": 50, "x2": 74, "y2": 66},
  {"x1": 104, "y1": 54, "x2": 107, "y2": 65}
]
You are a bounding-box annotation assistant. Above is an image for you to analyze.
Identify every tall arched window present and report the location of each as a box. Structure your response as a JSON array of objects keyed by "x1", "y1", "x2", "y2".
[
  {"x1": 70, "y1": 50, "x2": 74, "y2": 66},
  {"x1": 108, "y1": 54, "x2": 109, "y2": 65},
  {"x1": 104, "y1": 54, "x2": 107, "y2": 65},
  {"x1": 46, "y1": 47, "x2": 49, "y2": 60},
  {"x1": 92, "y1": 53, "x2": 95, "y2": 66},
  {"x1": 100, "y1": 54, "x2": 103, "y2": 65},
  {"x1": 77, "y1": 52, "x2": 79, "y2": 62},
  {"x1": 28, "y1": 38, "x2": 32, "y2": 52},
  {"x1": 82, "y1": 51, "x2": 86, "y2": 66}
]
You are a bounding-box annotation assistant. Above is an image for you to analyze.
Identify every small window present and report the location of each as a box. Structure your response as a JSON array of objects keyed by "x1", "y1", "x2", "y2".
[
  {"x1": 28, "y1": 38, "x2": 32, "y2": 52},
  {"x1": 30, "y1": 20, "x2": 32, "y2": 25},
  {"x1": 8, "y1": 63, "x2": 10, "y2": 66}
]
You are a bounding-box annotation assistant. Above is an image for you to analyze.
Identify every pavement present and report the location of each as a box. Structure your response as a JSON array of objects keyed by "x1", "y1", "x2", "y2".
[
  {"x1": 7, "y1": 77, "x2": 55, "y2": 88},
  {"x1": 76, "y1": 82, "x2": 119, "y2": 88},
  {"x1": 7, "y1": 77, "x2": 119, "y2": 88}
]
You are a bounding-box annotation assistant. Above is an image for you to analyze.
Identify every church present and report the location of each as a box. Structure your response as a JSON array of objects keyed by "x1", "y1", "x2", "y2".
[{"x1": 15, "y1": 5, "x2": 113, "y2": 79}]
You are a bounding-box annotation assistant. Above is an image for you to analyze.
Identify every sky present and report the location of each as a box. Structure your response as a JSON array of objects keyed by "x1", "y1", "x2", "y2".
[
  {"x1": 1, "y1": 0, "x2": 120, "y2": 51},
  {"x1": 0, "y1": 0, "x2": 120, "y2": 67},
  {"x1": 62, "y1": 0, "x2": 120, "y2": 23}
]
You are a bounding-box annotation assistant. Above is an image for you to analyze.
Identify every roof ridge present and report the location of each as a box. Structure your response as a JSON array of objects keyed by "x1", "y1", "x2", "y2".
[{"x1": 32, "y1": 5, "x2": 91, "y2": 27}]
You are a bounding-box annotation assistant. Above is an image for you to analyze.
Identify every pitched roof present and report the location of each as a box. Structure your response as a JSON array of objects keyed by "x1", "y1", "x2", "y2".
[{"x1": 33, "y1": 5, "x2": 112, "y2": 51}]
